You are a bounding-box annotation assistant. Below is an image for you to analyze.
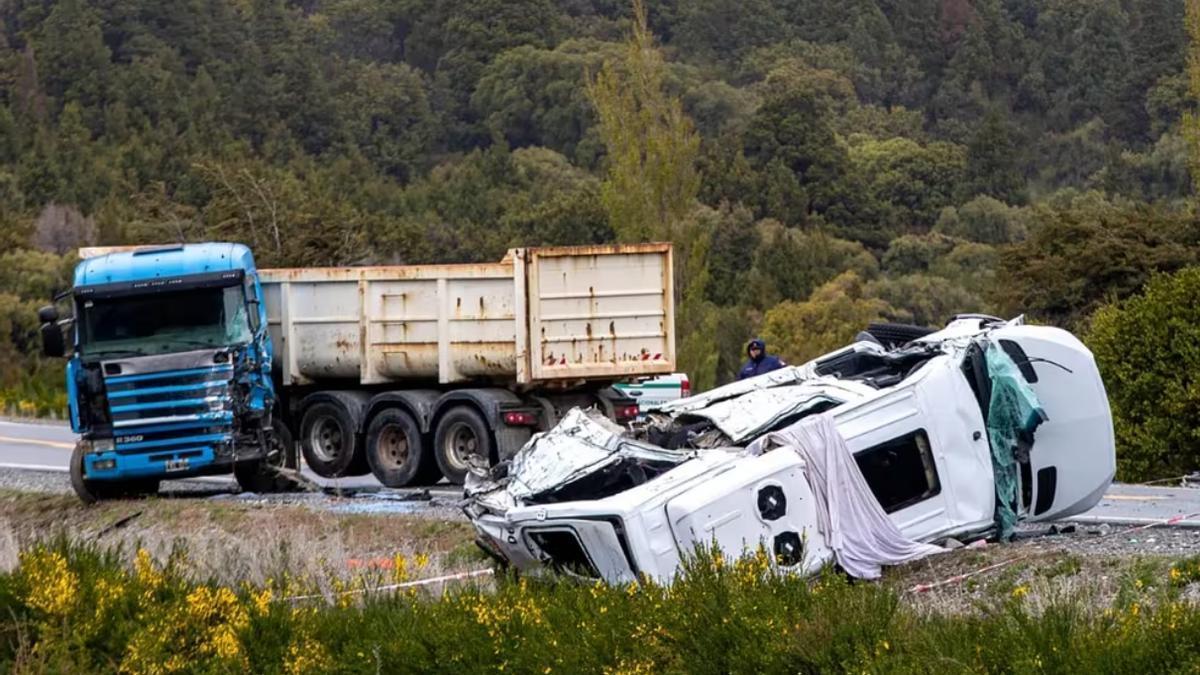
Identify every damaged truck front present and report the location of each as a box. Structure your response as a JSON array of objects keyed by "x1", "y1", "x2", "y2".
[{"x1": 465, "y1": 316, "x2": 1115, "y2": 584}]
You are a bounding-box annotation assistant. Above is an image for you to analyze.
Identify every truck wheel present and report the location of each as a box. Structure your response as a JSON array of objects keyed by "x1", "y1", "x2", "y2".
[
  {"x1": 235, "y1": 421, "x2": 301, "y2": 493},
  {"x1": 366, "y1": 409, "x2": 442, "y2": 487},
  {"x1": 434, "y1": 406, "x2": 493, "y2": 485},
  {"x1": 300, "y1": 402, "x2": 360, "y2": 478},
  {"x1": 70, "y1": 442, "x2": 144, "y2": 503}
]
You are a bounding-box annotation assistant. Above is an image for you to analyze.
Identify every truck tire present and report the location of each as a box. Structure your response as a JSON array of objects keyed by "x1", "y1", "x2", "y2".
[
  {"x1": 434, "y1": 406, "x2": 493, "y2": 486},
  {"x1": 366, "y1": 408, "x2": 442, "y2": 487},
  {"x1": 235, "y1": 421, "x2": 301, "y2": 493},
  {"x1": 300, "y1": 402, "x2": 361, "y2": 478},
  {"x1": 865, "y1": 322, "x2": 937, "y2": 349},
  {"x1": 70, "y1": 442, "x2": 159, "y2": 503}
]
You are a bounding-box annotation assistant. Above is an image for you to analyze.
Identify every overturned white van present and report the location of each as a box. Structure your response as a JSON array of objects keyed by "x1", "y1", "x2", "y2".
[{"x1": 464, "y1": 316, "x2": 1116, "y2": 584}]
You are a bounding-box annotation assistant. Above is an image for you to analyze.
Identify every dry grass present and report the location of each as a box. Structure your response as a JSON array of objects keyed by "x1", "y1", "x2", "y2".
[
  {"x1": 886, "y1": 533, "x2": 1192, "y2": 615},
  {"x1": 0, "y1": 490, "x2": 483, "y2": 590}
]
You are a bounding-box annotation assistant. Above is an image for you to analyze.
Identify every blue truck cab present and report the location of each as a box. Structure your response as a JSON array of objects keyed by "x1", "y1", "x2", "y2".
[{"x1": 39, "y1": 243, "x2": 293, "y2": 502}]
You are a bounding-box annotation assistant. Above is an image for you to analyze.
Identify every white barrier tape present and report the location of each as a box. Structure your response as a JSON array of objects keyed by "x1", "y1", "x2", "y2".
[
  {"x1": 907, "y1": 512, "x2": 1200, "y2": 594},
  {"x1": 907, "y1": 554, "x2": 1031, "y2": 594},
  {"x1": 282, "y1": 568, "x2": 495, "y2": 602}
]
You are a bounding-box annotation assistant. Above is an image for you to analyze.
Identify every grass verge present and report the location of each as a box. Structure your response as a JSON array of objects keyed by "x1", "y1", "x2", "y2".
[{"x1": 5, "y1": 540, "x2": 1200, "y2": 673}]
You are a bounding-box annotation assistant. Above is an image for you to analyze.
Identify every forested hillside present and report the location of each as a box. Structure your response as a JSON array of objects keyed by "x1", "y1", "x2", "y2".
[{"x1": 0, "y1": 0, "x2": 1195, "y2": 412}]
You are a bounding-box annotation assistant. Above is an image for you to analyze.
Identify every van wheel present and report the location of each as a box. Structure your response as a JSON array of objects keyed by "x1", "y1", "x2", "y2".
[
  {"x1": 366, "y1": 408, "x2": 442, "y2": 487},
  {"x1": 235, "y1": 421, "x2": 301, "y2": 493},
  {"x1": 300, "y1": 402, "x2": 361, "y2": 478},
  {"x1": 434, "y1": 407, "x2": 493, "y2": 486}
]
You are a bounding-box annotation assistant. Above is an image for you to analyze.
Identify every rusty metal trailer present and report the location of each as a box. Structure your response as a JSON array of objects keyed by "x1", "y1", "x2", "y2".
[{"x1": 257, "y1": 243, "x2": 676, "y2": 486}]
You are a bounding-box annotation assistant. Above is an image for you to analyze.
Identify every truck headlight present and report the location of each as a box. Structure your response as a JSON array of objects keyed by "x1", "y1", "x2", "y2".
[{"x1": 93, "y1": 438, "x2": 114, "y2": 453}]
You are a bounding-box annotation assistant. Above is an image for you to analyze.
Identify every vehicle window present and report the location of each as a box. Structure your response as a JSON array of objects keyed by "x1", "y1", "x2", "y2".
[
  {"x1": 998, "y1": 339, "x2": 1038, "y2": 383},
  {"x1": 855, "y1": 429, "x2": 942, "y2": 513},
  {"x1": 1034, "y1": 466, "x2": 1057, "y2": 516},
  {"x1": 79, "y1": 284, "x2": 252, "y2": 359},
  {"x1": 526, "y1": 529, "x2": 600, "y2": 578}
]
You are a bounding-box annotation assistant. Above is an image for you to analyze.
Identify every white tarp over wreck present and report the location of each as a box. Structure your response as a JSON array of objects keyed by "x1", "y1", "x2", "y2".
[{"x1": 749, "y1": 414, "x2": 944, "y2": 579}]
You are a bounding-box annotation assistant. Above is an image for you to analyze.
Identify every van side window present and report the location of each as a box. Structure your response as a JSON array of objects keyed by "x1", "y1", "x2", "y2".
[{"x1": 855, "y1": 430, "x2": 941, "y2": 513}]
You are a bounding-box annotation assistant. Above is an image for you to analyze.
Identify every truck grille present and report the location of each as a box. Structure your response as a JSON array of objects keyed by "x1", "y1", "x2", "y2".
[{"x1": 104, "y1": 364, "x2": 235, "y2": 456}]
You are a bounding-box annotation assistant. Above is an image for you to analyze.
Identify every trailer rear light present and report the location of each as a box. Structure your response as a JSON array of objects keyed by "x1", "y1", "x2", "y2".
[
  {"x1": 616, "y1": 404, "x2": 639, "y2": 421},
  {"x1": 503, "y1": 411, "x2": 539, "y2": 426}
]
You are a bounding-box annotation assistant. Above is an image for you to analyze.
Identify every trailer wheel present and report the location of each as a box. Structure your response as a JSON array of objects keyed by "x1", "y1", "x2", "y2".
[
  {"x1": 300, "y1": 402, "x2": 360, "y2": 478},
  {"x1": 434, "y1": 406, "x2": 493, "y2": 485},
  {"x1": 235, "y1": 421, "x2": 301, "y2": 493},
  {"x1": 70, "y1": 442, "x2": 158, "y2": 503},
  {"x1": 366, "y1": 408, "x2": 442, "y2": 487}
]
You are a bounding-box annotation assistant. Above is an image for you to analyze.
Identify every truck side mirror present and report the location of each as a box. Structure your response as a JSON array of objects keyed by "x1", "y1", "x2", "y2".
[
  {"x1": 38, "y1": 305, "x2": 58, "y2": 323},
  {"x1": 40, "y1": 322, "x2": 65, "y2": 358},
  {"x1": 244, "y1": 279, "x2": 262, "y2": 333}
]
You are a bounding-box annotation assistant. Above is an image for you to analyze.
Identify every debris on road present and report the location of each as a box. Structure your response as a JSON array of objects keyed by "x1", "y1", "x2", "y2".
[{"x1": 466, "y1": 315, "x2": 1117, "y2": 585}]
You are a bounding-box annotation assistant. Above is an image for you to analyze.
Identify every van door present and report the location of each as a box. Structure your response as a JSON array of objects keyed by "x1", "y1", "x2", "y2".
[{"x1": 989, "y1": 326, "x2": 1115, "y2": 521}]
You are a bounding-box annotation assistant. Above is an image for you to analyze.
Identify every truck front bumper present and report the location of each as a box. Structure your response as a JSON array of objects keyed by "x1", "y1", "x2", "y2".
[{"x1": 81, "y1": 443, "x2": 231, "y2": 481}]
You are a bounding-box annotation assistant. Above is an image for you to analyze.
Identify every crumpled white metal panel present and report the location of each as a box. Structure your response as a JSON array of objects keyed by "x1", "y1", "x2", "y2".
[
  {"x1": 658, "y1": 364, "x2": 817, "y2": 415},
  {"x1": 680, "y1": 378, "x2": 876, "y2": 443},
  {"x1": 505, "y1": 408, "x2": 692, "y2": 501}
]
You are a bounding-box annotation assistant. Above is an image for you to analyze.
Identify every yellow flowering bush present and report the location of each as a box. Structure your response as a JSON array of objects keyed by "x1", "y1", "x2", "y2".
[
  {"x1": 120, "y1": 584, "x2": 251, "y2": 674},
  {"x1": 19, "y1": 547, "x2": 79, "y2": 618},
  {"x1": 8, "y1": 542, "x2": 1200, "y2": 674}
]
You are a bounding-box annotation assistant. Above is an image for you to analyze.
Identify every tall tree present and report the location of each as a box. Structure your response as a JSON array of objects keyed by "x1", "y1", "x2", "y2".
[
  {"x1": 1185, "y1": 0, "x2": 1200, "y2": 195},
  {"x1": 964, "y1": 107, "x2": 1025, "y2": 203},
  {"x1": 585, "y1": 0, "x2": 700, "y2": 244}
]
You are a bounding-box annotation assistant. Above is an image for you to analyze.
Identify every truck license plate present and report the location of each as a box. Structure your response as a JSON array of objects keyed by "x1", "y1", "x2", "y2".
[{"x1": 164, "y1": 458, "x2": 189, "y2": 472}]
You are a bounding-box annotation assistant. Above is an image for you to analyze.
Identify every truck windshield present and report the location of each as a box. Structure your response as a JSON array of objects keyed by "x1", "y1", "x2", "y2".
[{"x1": 78, "y1": 285, "x2": 252, "y2": 360}]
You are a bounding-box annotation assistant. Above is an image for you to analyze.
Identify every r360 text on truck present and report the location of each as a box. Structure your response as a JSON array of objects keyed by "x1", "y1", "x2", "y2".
[{"x1": 37, "y1": 243, "x2": 676, "y2": 502}]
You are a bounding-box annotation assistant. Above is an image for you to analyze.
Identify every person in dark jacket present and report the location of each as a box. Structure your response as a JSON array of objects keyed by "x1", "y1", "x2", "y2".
[{"x1": 737, "y1": 338, "x2": 786, "y2": 380}]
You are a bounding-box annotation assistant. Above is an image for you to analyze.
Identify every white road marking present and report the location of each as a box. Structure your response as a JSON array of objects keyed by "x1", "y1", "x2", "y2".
[
  {"x1": 0, "y1": 462, "x2": 68, "y2": 472},
  {"x1": 0, "y1": 435, "x2": 74, "y2": 449}
]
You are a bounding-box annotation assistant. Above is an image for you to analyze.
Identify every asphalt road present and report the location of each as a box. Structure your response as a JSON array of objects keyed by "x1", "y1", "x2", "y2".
[
  {"x1": 0, "y1": 418, "x2": 462, "y2": 497},
  {"x1": 5, "y1": 419, "x2": 1200, "y2": 525}
]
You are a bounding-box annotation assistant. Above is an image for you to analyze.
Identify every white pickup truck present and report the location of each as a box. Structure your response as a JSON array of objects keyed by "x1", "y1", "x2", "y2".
[
  {"x1": 612, "y1": 373, "x2": 690, "y2": 414},
  {"x1": 466, "y1": 316, "x2": 1115, "y2": 584}
]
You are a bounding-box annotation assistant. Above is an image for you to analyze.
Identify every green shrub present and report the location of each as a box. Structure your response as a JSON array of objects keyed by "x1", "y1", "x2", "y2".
[
  {"x1": 1087, "y1": 267, "x2": 1200, "y2": 481},
  {"x1": 9, "y1": 541, "x2": 1200, "y2": 673}
]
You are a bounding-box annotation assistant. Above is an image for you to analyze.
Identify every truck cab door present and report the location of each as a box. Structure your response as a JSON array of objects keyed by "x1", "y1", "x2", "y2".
[{"x1": 989, "y1": 326, "x2": 1115, "y2": 521}]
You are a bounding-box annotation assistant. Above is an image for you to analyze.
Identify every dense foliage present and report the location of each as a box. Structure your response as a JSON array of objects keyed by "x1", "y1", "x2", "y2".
[
  {"x1": 1088, "y1": 267, "x2": 1200, "y2": 482},
  {"x1": 8, "y1": 540, "x2": 1200, "y2": 673},
  {"x1": 0, "y1": 0, "x2": 1197, "y2": 412}
]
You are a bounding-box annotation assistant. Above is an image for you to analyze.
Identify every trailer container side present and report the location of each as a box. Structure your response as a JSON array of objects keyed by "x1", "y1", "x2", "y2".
[{"x1": 257, "y1": 244, "x2": 675, "y2": 386}]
